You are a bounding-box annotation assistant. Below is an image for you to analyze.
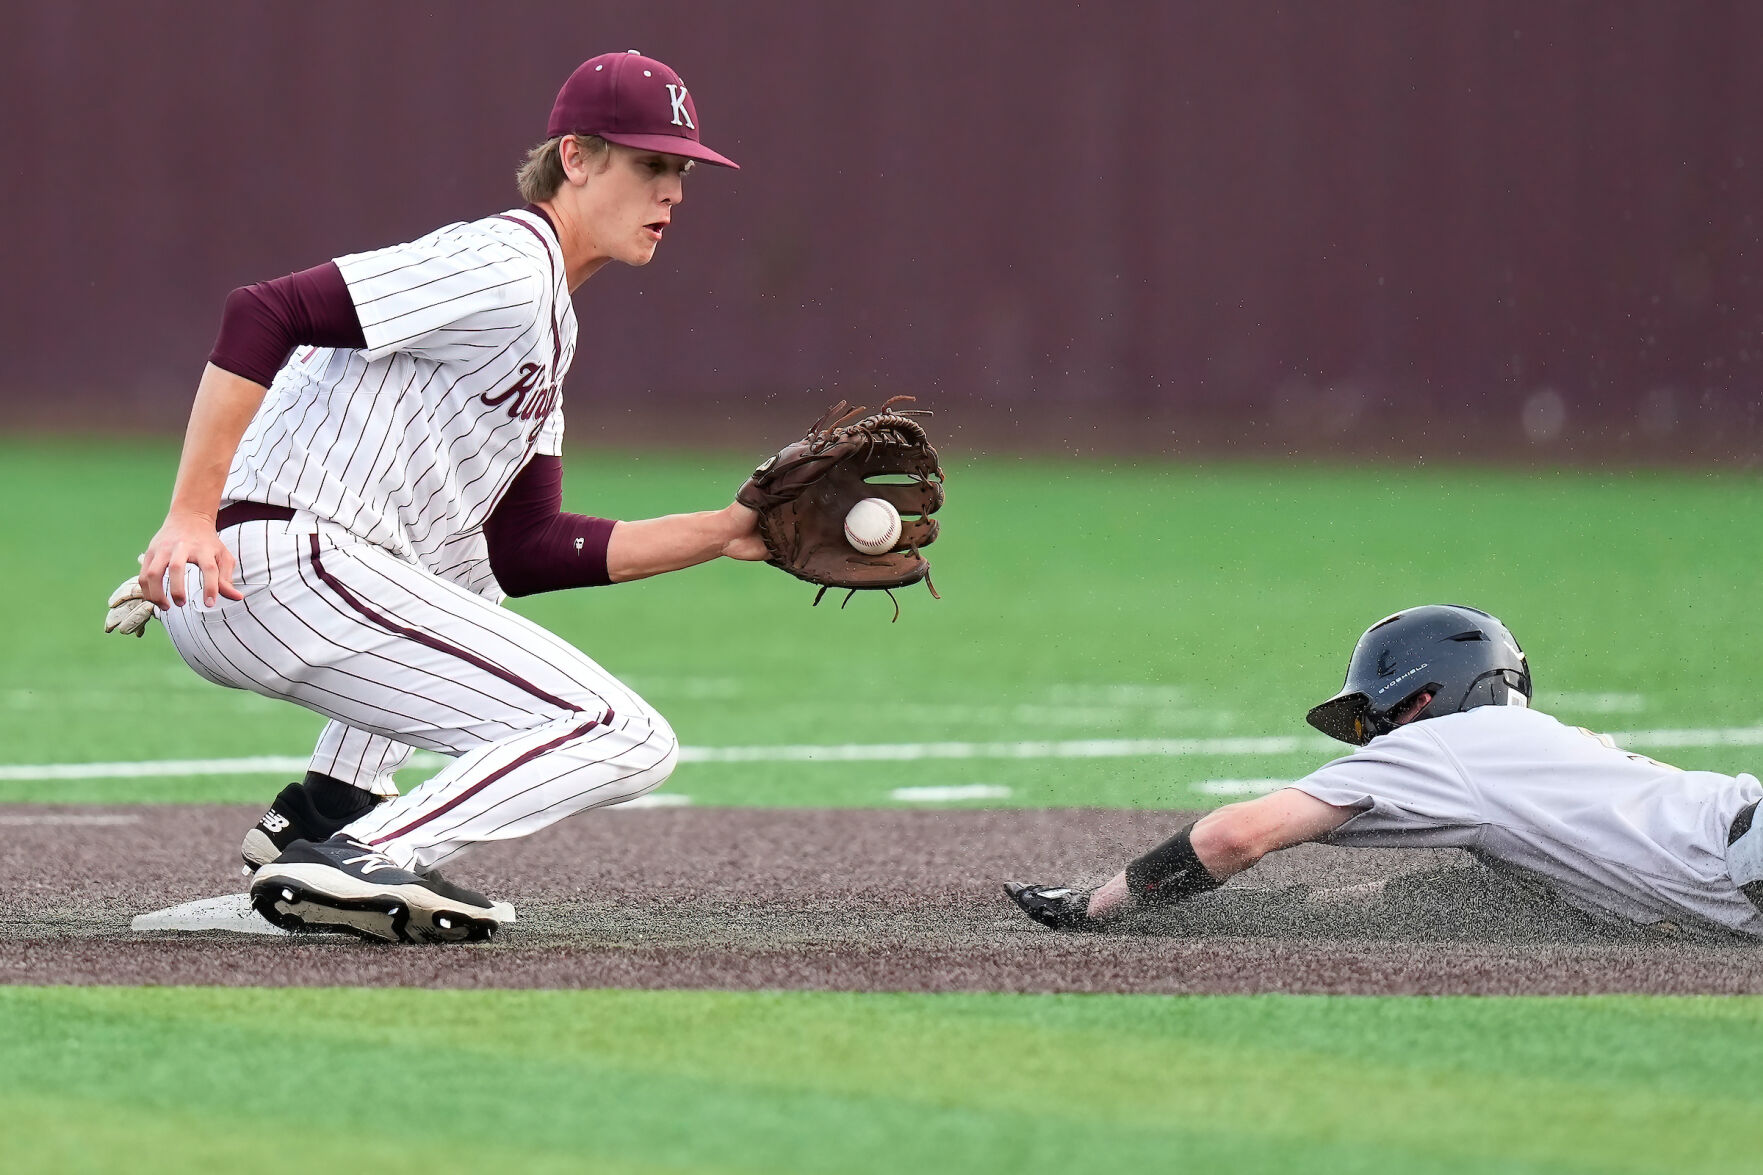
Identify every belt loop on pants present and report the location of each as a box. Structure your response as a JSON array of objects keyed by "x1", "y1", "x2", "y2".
[{"x1": 216, "y1": 502, "x2": 297, "y2": 531}]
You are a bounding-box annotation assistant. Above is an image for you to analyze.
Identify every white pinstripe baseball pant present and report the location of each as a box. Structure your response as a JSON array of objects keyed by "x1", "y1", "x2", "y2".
[
  {"x1": 160, "y1": 516, "x2": 678, "y2": 871},
  {"x1": 307, "y1": 720, "x2": 411, "y2": 799}
]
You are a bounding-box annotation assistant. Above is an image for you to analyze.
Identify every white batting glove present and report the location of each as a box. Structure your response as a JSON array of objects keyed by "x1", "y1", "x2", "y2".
[{"x1": 104, "y1": 573, "x2": 158, "y2": 637}]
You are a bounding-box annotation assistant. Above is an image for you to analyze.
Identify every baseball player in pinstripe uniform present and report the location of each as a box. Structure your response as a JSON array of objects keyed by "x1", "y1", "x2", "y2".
[{"x1": 108, "y1": 51, "x2": 761, "y2": 943}]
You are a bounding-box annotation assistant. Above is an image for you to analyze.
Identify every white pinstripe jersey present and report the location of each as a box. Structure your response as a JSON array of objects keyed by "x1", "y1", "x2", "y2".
[{"x1": 223, "y1": 208, "x2": 575, "y2": 577}]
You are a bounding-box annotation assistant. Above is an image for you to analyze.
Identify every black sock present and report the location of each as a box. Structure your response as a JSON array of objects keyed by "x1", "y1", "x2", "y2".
[{"x1": 301, "y1": 771, "x2": 378, "y2": 821}]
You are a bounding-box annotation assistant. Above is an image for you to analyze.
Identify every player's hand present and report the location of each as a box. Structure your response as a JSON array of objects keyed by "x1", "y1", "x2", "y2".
[
  {"x1": 138, "y1": 512, "x2": 243, "y2": 609},
  {"x1": 720, "y1": 502, "x2": 769, "y2": 562}
]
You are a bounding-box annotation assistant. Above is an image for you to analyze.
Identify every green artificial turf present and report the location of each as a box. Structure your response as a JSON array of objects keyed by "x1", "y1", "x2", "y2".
[
  {"x1": 4, "y1": 987, "x2": 1758, "y2": 1174},
  {"x1": 7, "y1": 437, "x2": 1763, "y2": 805},
  {"x1": 10, "y1": 442, "x2": 1763, "y2": 1175}
]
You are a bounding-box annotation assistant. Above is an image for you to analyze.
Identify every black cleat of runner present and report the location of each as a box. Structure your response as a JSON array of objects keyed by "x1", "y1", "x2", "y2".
[{"x1": 1003, "y1": 881, "x2": 1102, "y2": 931}]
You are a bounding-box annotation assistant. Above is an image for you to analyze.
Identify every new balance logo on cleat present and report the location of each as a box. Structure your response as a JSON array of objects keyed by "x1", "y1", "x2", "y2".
[
  {"x1": 241, "y1": 780, "x2": 386, "y2": 871},
  {"x1": 342, "y1": 849, "x2": 400, "y2": 875}
]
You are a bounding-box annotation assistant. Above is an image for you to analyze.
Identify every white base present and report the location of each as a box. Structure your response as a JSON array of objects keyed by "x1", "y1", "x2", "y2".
[{"x1": 131, "y1": 892, "x2": 292, "y2": 936}]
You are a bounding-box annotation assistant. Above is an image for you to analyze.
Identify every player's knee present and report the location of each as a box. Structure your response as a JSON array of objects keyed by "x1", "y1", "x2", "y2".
[
  {"x1": 594, "y1": 713, "x2": 677, "y2": 806},
  {"x1": 542, "y1": 706, "x2": 678, "y2": 804},
  {"x1": 642, "y1": 712, "x2": 680, "y2": 782},
  {"x1": 610, "y1": 690, "x2": 677, "y2": 775}
]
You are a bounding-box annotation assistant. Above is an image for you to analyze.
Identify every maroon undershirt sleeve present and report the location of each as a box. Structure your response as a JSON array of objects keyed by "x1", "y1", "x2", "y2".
[
  {"x1": 483, "y1": 456, "x2": 618, "y2": 596},
  {"x1": 208, "y1": 261, "x2": 367, "y2": 386}
]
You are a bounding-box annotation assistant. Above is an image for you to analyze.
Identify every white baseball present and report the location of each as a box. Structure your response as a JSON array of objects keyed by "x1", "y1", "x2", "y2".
[{"x1": 844, "y1": 497, "x2": 902, "y2": 555}]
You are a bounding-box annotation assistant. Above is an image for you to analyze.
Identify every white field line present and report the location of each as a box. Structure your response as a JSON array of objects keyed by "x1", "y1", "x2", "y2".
[
  {"x1": 1551, "y1": 692, "x2": 1647, "y2": 714},
  {"x1": 0, "y1": 755, "x2": 315, "y2": 781},
  {"x1": 892, "y1": 784, "x2": 1012, "y2": 802},
  {"x1": 1606, "y1": 725, "x2": 1763, "y2": 748},
  {"x1": 885, "y1": 703, "x2": 1238, "y2": 727},
  {"x1": 679, "y1": 735, "x2": 1328, "y2": 764},
  {"x1": 611, "y1": 793, "x2": 691, "y2": 809},
  {"x1": 4, "y1": 722, "x2": 1763, "y2": 783},
  {"x1": 1045, "y1": 684, "x2": 1192, "y2": 704},
  {"x1": 1196, "y1": 779, "x2": 1291, "y2": 797},
  {"x1": 0, "y1": 813, "x2": 142, "y2": 826}
]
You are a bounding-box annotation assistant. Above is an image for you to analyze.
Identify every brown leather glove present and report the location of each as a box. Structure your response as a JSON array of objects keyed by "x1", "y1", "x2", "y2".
[{"x1": 736, "y1": 397, "x2": 944, "y2": 617}]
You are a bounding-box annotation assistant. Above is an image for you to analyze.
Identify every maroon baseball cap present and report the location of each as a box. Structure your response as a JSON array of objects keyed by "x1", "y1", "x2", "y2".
[{"x1": 547, "y1": 50, "x2": 738, "y2": 169}]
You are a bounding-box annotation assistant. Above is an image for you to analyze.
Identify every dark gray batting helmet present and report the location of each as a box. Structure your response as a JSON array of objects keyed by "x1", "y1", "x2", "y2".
[{"x1": 1306, "y1": 604, "x2": 1532, "y2": 746}]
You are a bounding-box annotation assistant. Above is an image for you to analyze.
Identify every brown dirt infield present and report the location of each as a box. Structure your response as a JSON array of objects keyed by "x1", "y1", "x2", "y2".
[{"x1": 2, "y1": 804, "x2": 1759, "y2": 994}]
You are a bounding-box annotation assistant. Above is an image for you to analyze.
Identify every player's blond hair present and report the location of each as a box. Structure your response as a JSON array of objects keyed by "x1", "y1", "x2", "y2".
[{"x1": 516, "y1": 134, "x2": 610, "y2": 202}]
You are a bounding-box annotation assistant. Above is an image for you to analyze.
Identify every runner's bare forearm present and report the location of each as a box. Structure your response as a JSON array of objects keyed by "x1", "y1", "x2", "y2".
[
  {"x1": 1088, "y1": 790, "x2": 1355, "y2": 919},
  {"x1": 1190, "y1": 789, "x2": 1356, "y2": 875}
]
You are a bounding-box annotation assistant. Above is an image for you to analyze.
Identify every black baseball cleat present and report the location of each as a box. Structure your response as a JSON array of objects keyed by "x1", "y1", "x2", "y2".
[
  {"x1": 241, "y1": 780, "x2": 383, "y2": 872},
  {"x1": 249, "y1": 836, "x2": 514, "y2": 944},
  {"x1": 1003, "y1": 881, "x2": 1103, "y2": 931}
]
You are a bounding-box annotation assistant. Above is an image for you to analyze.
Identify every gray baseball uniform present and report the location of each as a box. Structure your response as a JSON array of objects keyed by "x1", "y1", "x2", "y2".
[{"x1": 1289, "y1": 705, "x2": 1763, "y2": 936}]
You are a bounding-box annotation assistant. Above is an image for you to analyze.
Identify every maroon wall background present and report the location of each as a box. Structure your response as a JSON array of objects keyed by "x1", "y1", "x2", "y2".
[{"x1": 4, "y1": 1, "x2": 1760, "y2": 460}]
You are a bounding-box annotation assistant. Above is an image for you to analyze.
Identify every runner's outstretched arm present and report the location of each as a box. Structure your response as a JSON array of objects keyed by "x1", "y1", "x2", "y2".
[{"x1": 1085, "y1": 788, "x2": 1356, "y2": 920}]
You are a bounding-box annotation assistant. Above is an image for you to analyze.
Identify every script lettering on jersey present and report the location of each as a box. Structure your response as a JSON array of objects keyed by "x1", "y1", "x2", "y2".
[
  {"x1": 666, "y1": 84, "x2": 695, "y2": 129},
  {"x1": 481, "y1": 363, "x2": 559, "y2": 423}
]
